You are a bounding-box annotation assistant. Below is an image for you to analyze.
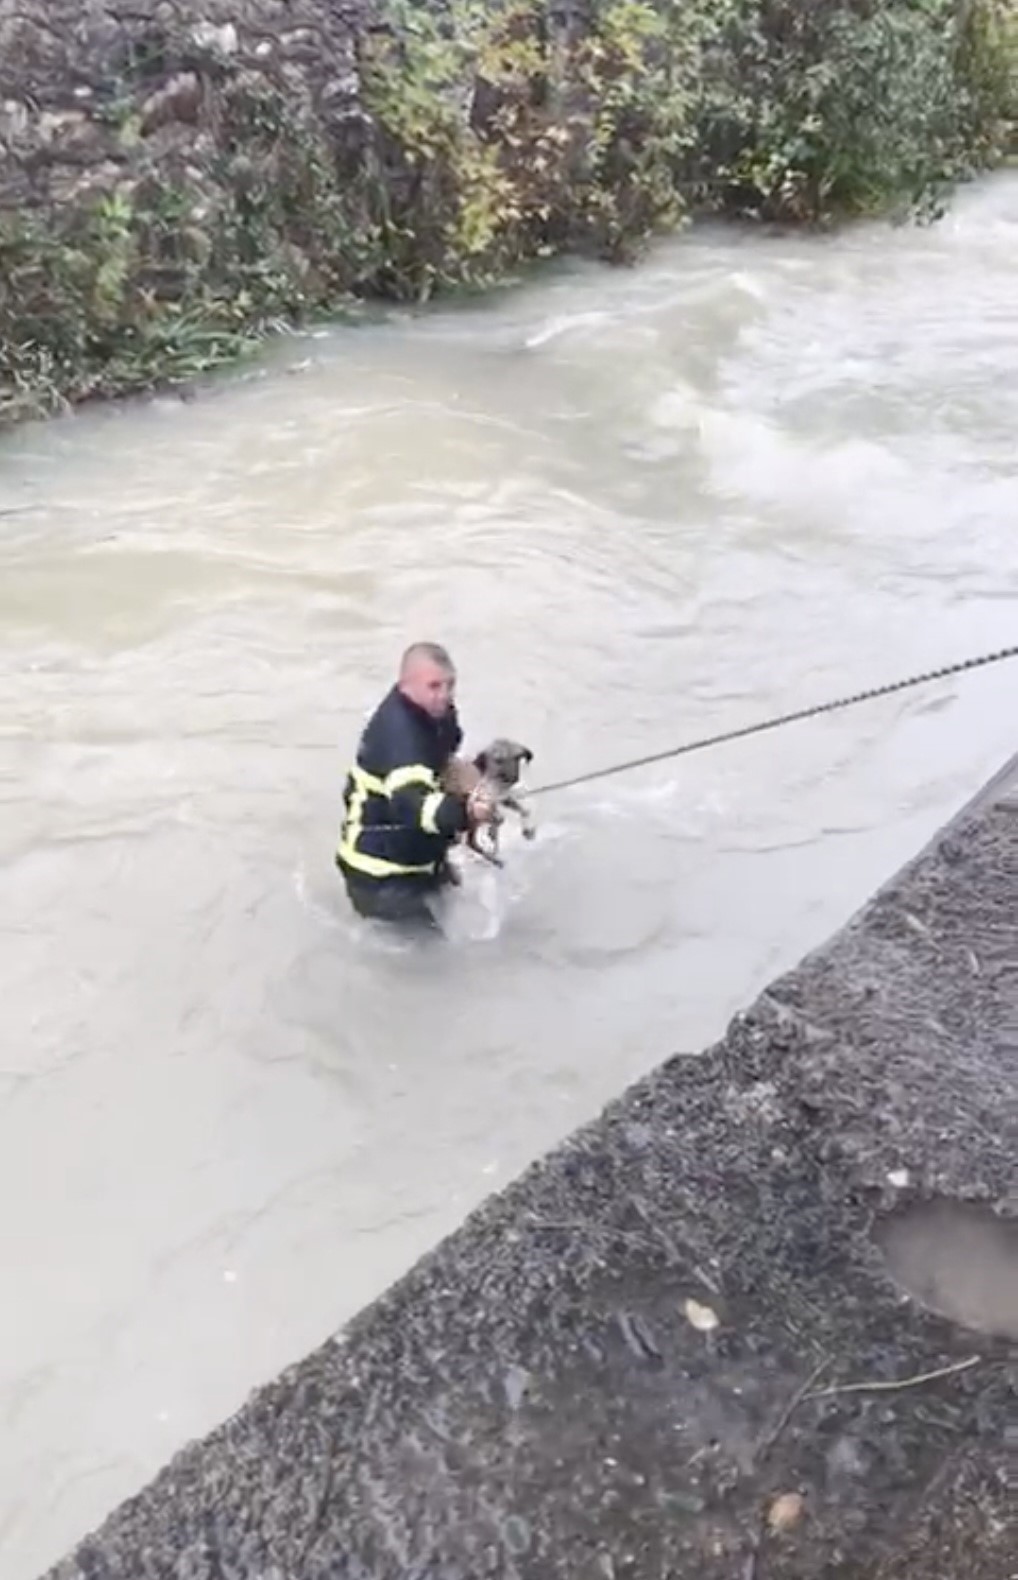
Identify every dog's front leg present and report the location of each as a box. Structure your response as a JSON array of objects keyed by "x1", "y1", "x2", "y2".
[
  {"x1": 478, "y1": 808, "x2": 506, "y2": 867},
  {"x1": 483, "y1": 813, "x2": 505, "y2": 867},
  {"x1": 504, "y1": 791, "x2": 536, "y2": 841}
]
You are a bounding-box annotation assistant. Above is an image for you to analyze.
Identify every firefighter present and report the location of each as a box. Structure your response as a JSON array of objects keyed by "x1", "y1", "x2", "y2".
[{"x1": 335, "y1": 642, "x2": 494, "y2": 928}]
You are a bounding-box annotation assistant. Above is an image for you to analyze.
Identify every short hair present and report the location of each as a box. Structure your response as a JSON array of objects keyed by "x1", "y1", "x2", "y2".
[{"x1": 400, "y1": 641, "x2": 454, "y2": 675}]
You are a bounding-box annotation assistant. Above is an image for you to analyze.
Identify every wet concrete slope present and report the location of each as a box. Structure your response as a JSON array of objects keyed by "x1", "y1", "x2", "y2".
[{"x1": 47, "y1": 755, "x2": 1018, "y2": 1580}]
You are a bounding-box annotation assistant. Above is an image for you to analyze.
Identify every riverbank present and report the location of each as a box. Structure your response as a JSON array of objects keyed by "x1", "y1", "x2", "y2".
[
  {"x1": 1, "y1": 0, "x2": 1015, "y2": 428},
  {"x1": 45, "y1": 752, "x2": 1018, "y2": 1578}
]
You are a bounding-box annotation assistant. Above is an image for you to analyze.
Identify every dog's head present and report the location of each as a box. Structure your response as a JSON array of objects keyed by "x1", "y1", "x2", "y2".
[{"x1": 473, "y1": 738, "x2": 534, "y2": 788}]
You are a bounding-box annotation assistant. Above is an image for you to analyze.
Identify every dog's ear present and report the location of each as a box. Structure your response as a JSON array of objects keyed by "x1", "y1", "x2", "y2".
[
  {"x1": 521, "y1": 746, "x2": 534, "y2": 765},
  {"x1": 473, "y1": 749, "x2": 489, "y2": 774}
]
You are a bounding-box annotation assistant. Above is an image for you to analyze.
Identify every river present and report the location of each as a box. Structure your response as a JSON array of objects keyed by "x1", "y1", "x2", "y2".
[{"x1": 2, "y1": 171, "x2": 1017, "y2": 1579}]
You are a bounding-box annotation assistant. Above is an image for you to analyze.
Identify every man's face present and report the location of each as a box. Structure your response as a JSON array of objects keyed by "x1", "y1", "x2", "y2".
[{"x1": 401, "y1": 656, "x2": 456, "y2": 719}]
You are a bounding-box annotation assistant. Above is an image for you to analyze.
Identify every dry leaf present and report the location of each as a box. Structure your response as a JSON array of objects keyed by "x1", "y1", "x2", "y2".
[
  {"x1": 767, "y1": 1492, "x2": 805, "y2": 1533},
  {"x1": 683, "y1": 1297, "x2": 719, "y2": 1332}
]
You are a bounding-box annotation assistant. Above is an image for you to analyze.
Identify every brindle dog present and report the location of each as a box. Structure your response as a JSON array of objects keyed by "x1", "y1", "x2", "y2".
[{"x1": 441, "y1": 738, "x2": 536, "y2": 870}]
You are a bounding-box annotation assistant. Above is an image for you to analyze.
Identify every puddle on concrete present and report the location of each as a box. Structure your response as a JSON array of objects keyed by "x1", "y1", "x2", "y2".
[{"x1": 876, "y1": 1198, "x2": 1018, "y2": 1342}]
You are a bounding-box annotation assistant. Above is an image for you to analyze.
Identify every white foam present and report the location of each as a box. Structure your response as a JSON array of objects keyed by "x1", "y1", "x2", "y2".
[{"x1": 522, "y1": 309, "x2": 611, "y2": 350}]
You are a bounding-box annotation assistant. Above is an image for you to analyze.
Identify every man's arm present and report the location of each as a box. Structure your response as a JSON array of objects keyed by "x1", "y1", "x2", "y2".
[{"x1": 387, "y1": 767, "x2": 469, "y2": 839}]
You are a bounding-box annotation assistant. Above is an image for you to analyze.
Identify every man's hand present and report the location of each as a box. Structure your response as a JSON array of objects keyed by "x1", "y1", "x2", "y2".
[
  {"x1": 440, "y1": 755, "x2": 495, "y2": 829},
  {"x1": 466, "y1": 783, "x2": 497, "y2": 825}
]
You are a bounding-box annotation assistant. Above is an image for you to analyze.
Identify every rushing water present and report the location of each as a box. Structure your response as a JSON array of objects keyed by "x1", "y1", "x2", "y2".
[{"x1": 2, "y1": 172, "x2": 1017, "y2": 1579}]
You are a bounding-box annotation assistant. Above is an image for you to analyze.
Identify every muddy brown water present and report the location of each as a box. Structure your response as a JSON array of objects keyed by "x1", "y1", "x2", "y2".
[{"x1": 2, "y1": 173, "x2": 1017, "y2": 1579}]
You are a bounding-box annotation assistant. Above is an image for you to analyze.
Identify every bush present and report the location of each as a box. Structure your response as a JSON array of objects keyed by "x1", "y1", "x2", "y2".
[{"x1": 683, "y1": 0, "x2": 1018, "y2": 222}]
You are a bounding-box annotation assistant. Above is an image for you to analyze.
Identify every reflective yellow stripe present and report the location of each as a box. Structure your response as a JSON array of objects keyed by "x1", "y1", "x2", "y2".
[
  {"x1": 337, "y1": 843, "x2": 434, "y2": 879},
  {"x1": 385, "y1": 763, "x2": 437, "y2": 795},
  {"x1": 350, "y1": 764, "x2": 385, "y2": 795},
  {"x1": 349, "y1": 762, "x2": 436, "y2": 799},
  {"x1": 337, "y1": 759, "x2": 439, "y2": 877},
  {"x1": 340, "y1": 765, "x2": 373, "y2": 867},
  {"x1": 420, "y1": 789, "x2": 444, "y2": 835}
]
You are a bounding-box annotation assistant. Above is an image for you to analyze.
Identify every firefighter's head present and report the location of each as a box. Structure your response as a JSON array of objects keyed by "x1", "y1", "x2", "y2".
[{"x1": 399, "y1": 641, "x2": 456, "y2": 719}]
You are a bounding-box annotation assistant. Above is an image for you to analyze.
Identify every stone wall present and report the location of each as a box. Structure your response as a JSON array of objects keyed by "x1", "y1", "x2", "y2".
[
  {"x1": 0, "y1": 1, "x2": 370, "y2": 211},
  {"x1": 0, "y1": 0, "x2": 385, "y2": 419}
]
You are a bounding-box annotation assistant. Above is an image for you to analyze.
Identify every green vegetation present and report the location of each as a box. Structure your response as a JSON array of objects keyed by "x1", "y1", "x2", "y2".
[{"x1": 1, "y1": 0, "x2": 1014, "y2": 425}]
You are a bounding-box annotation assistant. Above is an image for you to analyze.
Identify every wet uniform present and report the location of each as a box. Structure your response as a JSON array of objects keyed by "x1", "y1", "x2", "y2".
[{"x1": 336, "y1": 686, "x2": 469, "y2": 927}]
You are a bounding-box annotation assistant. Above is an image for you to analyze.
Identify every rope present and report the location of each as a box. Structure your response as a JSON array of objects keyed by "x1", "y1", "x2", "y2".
[
  {"x1": 528, "y1": 642, "x2": 1018, "y2": 799},
  {"x1": 339, "y1": 643, "x2": 1018, "y2": 837}
]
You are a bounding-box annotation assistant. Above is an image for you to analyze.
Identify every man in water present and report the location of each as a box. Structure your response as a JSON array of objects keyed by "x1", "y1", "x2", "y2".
[{"x1": 335, "y1": 642, "x2": 493, "y2": 928}]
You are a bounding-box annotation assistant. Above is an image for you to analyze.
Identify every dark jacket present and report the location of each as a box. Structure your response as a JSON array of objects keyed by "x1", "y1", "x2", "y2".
[{"x1": 336, "y1": 686, "x2": 469, "y2": 883}]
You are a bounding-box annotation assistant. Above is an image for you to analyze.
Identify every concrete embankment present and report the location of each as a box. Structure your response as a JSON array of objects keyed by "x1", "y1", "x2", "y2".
[{"x1": 47, "y1": 756, "x2": 1018, "y2": 1580}]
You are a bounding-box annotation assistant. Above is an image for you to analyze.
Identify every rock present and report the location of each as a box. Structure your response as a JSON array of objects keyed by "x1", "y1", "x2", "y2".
[
  {"x1": 502, "y1": 1515, "x2": 531, "y2": 1556},
  {"x1": 190, "y1": 20, "x2": 238, "y2": 57},
  {"x1": 683, "y1": 1298, "x2": 720, "y2": 1333},
  {"x1": 140, "y1": 73, "x2": 203, "y2": 134}
]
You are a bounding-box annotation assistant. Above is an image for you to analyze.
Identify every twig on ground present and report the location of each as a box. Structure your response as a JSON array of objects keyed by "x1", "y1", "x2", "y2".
[
  {"x1": 757, "y1": 1355, "x2": 832, "y2": 1457},
  {"x1": 804, "y1": 1355, "x2": 981, "y2": 1400}
]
